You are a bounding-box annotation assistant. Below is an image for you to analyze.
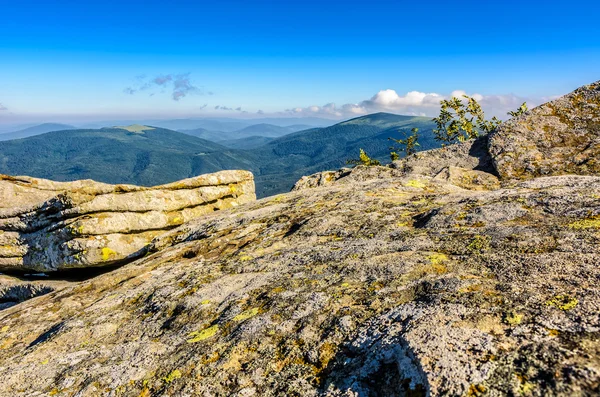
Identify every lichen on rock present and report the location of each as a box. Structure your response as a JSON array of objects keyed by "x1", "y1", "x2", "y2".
[{"x1": 489, "y1": 80, "x2": 600, "y2": 179}]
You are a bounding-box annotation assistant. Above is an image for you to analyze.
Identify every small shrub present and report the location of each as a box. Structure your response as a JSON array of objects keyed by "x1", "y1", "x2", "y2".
[
  {"x1": 433, "y1": 95, "x2": 528, "y2": 144},
  {"x1": 347, "y1": 148, "x2": 381, "y2": 167},
  {"x1": 507, "y1": 102, "x2": 528, "y2": 117},
  {"x1": 389, "y1": 127, "x2": 420, "y2": 160},
  {"x1": 433, "y1": 95, "x2": 501, "y2": 144}
]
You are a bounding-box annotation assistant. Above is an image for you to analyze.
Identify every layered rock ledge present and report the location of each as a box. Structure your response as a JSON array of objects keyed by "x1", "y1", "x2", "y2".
[{"x1": 0, "y1": 170, "x2": 255, "y2": 272}]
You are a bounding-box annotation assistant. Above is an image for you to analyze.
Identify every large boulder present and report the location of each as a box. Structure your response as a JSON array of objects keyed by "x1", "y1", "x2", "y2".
[
  {"x1": 0, "y1": 170, "x2": 255, "y2": 272},
  {"x1": 489, "y1": 80, "x2": 600, "y2": 179}
]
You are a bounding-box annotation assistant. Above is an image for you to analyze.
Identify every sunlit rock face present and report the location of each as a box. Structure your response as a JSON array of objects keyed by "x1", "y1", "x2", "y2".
[
  {"x1": 489, "y1": 80, "x2": 600, "y2": 179},
  {"x1": 0, "y1": 170, "x2": 255, "y2": 272}
]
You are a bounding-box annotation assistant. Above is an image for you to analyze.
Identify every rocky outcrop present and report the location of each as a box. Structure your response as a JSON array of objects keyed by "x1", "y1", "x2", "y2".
[
  {"x1": 1, "y1": 170, "x2": 599, "y2": 396},
  {"x1": 489, "y1": 80, "x2": 600, "y2": 179},
  {"x1": 293, "y1": 135, "x2": 497, "y2": 191},
  {"x1": 0, "y1": 171, "x2": 255, "y2": 272}
]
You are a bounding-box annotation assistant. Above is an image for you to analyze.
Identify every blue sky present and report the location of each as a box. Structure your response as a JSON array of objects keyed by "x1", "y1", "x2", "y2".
[{"x1": 0, "y1": 0, "x2": 598, "y2": 125}]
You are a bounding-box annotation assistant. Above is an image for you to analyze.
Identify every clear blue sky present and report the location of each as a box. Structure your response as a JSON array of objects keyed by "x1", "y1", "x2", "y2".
[{"x1": 0, "y1": 0, "x2": 598, "y2": 124}]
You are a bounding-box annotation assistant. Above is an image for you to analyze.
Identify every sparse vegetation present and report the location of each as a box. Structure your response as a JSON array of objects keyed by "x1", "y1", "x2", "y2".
[
  {"x1": 433, "y1": 95, "x2": 501, "y2": 144},
  {"x1": 389, "y1": 127, "x2": 420, "y2": 160},
  {"x1": 507, "y1": 102, "x2": 529, "y2": 117},
  {"x1": 433, "y1": 95, "x2": 528, "y2": 144},
  {"x1": 347, "y1": 148, "x2": 381, "y2": 167}
]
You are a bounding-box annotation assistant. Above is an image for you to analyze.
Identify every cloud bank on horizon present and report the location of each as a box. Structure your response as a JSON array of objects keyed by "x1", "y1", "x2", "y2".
[{"x1": 285, "y1": 89, "x2": 557, "y2": 120}]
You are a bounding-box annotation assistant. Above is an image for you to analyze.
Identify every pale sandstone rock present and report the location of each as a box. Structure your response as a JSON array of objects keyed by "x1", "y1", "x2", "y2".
[{"x1": 0, "y1": 170, "x2": 256, "y2": 272}]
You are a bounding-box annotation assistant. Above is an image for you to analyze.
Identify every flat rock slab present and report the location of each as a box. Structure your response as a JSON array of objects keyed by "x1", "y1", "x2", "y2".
[{"x1": 0, "y1": 170, "x2": 256, "y2": 272}]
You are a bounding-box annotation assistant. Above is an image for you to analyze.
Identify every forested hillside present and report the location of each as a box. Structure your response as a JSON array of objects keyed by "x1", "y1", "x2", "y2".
[{"x1": 0, "y1": 113, "x2": 440, "y2": 197}]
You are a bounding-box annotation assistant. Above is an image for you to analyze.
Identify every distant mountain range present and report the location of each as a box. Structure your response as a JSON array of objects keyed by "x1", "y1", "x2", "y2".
[
  {"x1": 74, "y1": 116, "x2": 334, "y2": 132},
  {"x1": 0, "y1": 123, "x2": 76, "y2": 141},
  {"x1": 0, "y1": 113, "x2": 439, "y2": 197},
  {"x1": 179, "y1": 123, "x2": 313, "y2": 146}
]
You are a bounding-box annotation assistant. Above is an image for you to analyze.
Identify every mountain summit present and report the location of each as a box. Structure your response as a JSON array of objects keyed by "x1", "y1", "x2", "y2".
[{"x1": 0, "y1": 81, "x2": 599, "y2": 396}]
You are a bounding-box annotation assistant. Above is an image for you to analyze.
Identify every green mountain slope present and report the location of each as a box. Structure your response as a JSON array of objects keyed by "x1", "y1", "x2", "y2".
[
  {"x1": 0, "y1": 113, "x2": 439, "y2": 198},
  {"x1": 0, "y1": 126, "x2": 253, "y2": 186},
  {"x1": 219, "y1": 135, "x2": 275, "y2": 149},
  {"x1": 178, "y1": 123, "x2": 302, "y2": 144},
  {"x1": 247, "y1": 113, "x2": 438, "y2": 196}
]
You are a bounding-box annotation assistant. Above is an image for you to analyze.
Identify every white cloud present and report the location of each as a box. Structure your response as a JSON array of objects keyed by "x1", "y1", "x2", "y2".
[
  {"x1": 286, "y1": 88, "x2": 546, "y2": 120},
  {"x1": 285, "y1": 102, "x2": 343, "y2": 117}
]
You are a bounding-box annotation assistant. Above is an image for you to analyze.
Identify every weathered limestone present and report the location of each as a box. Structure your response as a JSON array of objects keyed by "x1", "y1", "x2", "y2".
[
  {"x1": 489, "y1": 80, "x2": 600, "y2": 179},
  {"x1": 0, "y1": 170, "x2": 255, "y2": 272}
]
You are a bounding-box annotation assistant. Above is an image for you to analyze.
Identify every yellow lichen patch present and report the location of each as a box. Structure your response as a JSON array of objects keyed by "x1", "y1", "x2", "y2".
[
  {"x1": 568, "y1": 218, "x2": 600, "y2": 229},
  {"x1": 404, "y1": 179, "x2": 428, "y2": 189},
  {"x1": 138, "y1": 387, "x2": 151, "y2": 397},
  {"x1": 504, "y1": 312, "x2": 524, "y2": 326},
  {"x1": 167, "y1": 213, "x2": 184, "y2": 225},
  {"x1": 519, "y1": 381, "x2": 536, "y2": 394},
  {"x1": 467, "y1": 235, "x2": 491, "y2": 253},
  {"x1": 41, "y1": 359, "x2": 49, "y2": 365},
  {"x1": 239, "y1": 255, "x2": 253, "y2": 262},
  {"x1": 101, "y1": 247, "x2": 117, "y2": 261},
  {"x1": 467, "y1": 383, "x2": 488, "y2": 396},
  {"x1": 428, "y1": 253, "x2": 448, "y2": 265},
  {"x1": 423, "y1": 252, "x2": 449, "y2": 274},
  {"x1": 270, "y1": 195, "x2": 285, "y2": 203},
  {"x1": 319, "y1": 341, "x2": 338, "y2": 368},
  {"x1": 233, "y1": 307, "x2": 260, "y2": 322},
  {"x1": 546, "y1": 294, "x2": 578, "y2": 311},
  {"x1": 187, "y1": 325, "x2": 219, "y2": 343},
  {"x1": 0, "y1": 325, "x2": 9, "y2": 333},
  {"x1": 200, "y1": 299, "x2": 211, "y2": 305},
  {"x1": 411, "y1": 198, "x2": 430, "y2": 207},
  {"x1": 163, "y1": 369, "x2": 182, "y2": 383},
  {"x1": 547, "y1": 329, "x2": 560, "y2": 337}
]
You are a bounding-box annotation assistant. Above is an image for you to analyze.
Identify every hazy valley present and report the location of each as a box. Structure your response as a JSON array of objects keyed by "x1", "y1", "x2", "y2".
[{"x1": 0, "y1": 113, "x2": 438, "y2": 197}]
